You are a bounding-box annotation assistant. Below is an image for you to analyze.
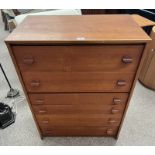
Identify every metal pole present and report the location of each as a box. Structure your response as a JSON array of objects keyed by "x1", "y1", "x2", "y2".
[{"x1": 0, "y1": 63, "x2": 12, "y2": 89}]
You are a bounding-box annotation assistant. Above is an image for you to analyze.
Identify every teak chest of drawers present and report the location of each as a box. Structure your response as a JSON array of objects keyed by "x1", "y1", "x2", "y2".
[{"x1": 5, "y1": 15, "x2": 151, "y2": 139}]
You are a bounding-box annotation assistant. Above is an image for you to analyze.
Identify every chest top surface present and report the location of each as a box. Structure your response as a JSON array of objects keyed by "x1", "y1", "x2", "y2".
[{"x1": 5, "y1": 15, "x2": 151, "y2": 44}]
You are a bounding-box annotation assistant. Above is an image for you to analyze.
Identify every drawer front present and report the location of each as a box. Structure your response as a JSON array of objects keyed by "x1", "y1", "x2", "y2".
[
  {"x1": 32, "y1": 104, "x2": 125, "y2": 115},
  {"x1": 41, "y1": 126, "x2": 119, "y2": 136},
  {"x1": 29, "y1": 93, "x2": 128, "y2": 106},
  {"x1": 36, "y1": 114, "x2": 123, "y2": 127},
  {"x1": 13, "y1": 45, "x2": 143, "y2": 73},
  {"x1": 23, "y1": 72, "x2": 134, "y2": 92}
]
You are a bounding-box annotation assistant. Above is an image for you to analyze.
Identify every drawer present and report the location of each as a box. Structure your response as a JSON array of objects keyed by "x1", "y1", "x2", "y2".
[
  {"x1": 29, "y1": 93, "x2": 128, "y2": 106},
  {"x1": 32, "y1": 104, "x2": 125, "y2": 115},
  {"x1": 23, "y1": 72, "x2": 134, "y2": 92},
  {"x1": 41, "y1": 126, "x2": 119, "y2": 136},
  {"x1": 12, "y1": 45, "x2": 143, "y2": 73},
  {"x1": 36, "y1": 114, "x2": 122, "y2": 127}
]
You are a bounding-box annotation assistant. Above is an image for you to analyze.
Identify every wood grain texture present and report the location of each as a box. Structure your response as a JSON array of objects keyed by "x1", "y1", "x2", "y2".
[
  {"x1": 29, "y1": 93, "x2": 128, "y2": 105},
  {"x1": 5, "y1": 43, "x2": 43, "y2": 138},
  {"x1": 132, "y1": 14, "x2": 155, "y2": 27},
  {"x1": 22, "y1": 72, "x2": 135, "y2": 93},
  {"x1": 5, "y1": 15, "x2": 151, "y2": 138},
  {"x1": 116, "y1": 40, "x2": 151, "y2": 138},
  {"x1": 12, "y1": 45, "x2": 143, "y2": 73},
  {"x1": 5, "y1": 15, "x2": 151, "y2": 44},
  {"x1": 139, "y1": 26, "x2": 155, "y2": 89},
  {"x1": 41, "y1": 126, "x2": 119, "y2": 137},
  {"x1": 36, "y1": 114, "x2": 123, "y2": 128},
  {"x1": 32, "y1": 104, "x2": 125, "y2": 115}
]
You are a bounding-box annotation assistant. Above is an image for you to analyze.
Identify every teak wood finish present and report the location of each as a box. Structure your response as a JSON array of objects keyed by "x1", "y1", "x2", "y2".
[
  {"x1": 139, "y1": 26, "x2": 155, "y2": 90},
  {"x1": 5, "y1": 15, "x2": 151, "y2": 139},
  {"x1": 132, "y1": 14, "x2": 155, "y2": 28},
  {"x1": 131, "y1": 15, "x2": 155, "y2": 90},
  {"x1": 12, "y1": 45, "x2": 143, "y2": 73},
  {"x1": 6, "y1": 15, "x2": 150, "y2": 44}
]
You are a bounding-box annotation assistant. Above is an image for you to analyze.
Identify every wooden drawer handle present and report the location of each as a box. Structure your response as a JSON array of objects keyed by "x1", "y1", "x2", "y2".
[
  {"x1": 31, "y1": 80, "x2": 40, "y2": 87},
  {"x1": 42, "y1": 120, "x2": 49, "y2": 124},
  {"x1": 44, "y1": 130, "x2": 53, "y2": 134},
  {"x1": 117, "y1": 80, "x2": 126, "y2": 86},
  {"x1": 23, "y1": 57, "x2": 34, "y2": 65},
  {"x1": 35, "y1": 99, "x2": 44, "y2": 105},
  {"x1": 106, "y1": 129, "x2": 113, "y2": 135},
  {"x1": 111, "y1": 108, "x2": 120, "y2": 114},
  {"x1": 122, "y1": 56, "x2": 133, "y2": 63},
  {"x1": 113, "y1": 98, "x2": 122, "y2": 104},
  {"x1": 38, "y1": 110, "x2": 47, "y2": 114},
  {"x1": 108, "y1": 119, "x2": 117, "y2": 124}
]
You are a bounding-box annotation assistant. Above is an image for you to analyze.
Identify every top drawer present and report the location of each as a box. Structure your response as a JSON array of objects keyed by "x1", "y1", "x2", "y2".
[{"x1": 12, "y1": 45, "x2": 143, "y2": 73}]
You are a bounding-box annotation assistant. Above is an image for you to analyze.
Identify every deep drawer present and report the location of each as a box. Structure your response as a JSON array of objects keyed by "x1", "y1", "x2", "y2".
[
  {"x1": 23, "y1": 72, "x2": 134, "y2": 92},
  {"x1": 12, "y1": 45, "x2": 143, "y2": 73}
]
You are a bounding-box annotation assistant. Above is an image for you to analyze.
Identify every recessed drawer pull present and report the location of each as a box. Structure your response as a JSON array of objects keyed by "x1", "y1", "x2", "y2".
[
  {"x1": 106, "y1": 129, "x2": 113, "y2": 135},
  {"x1": 31, "y1": 80, "x2": 40, "y2": 87},
  {"x1": 23, "y1": 57, "x2": 34, "y2": 65},
  {"x1": 111, "y1": 108, "x2": 120, "y2": 114},
  {"x1": 35, "y1": 99, "x2": 44, "y2": 104},
  {"x1": 117, "y1": 80, "x2": 126, "y2": 86},
  {"x1": 108, "y1": 119, "x2": 117, "y2": 124},
  {"x1": 113, "y1": 98, "x2": 122, "y2": 104},
  {"x1": 38, "y1": 110, "x2": 47, "y2": 114},
  {"x1": 42, "y1": 120, "x2": 49, "y2": 124},
  {"x1": 122, "y1": 56, "x2": 133, "y2": 63}
]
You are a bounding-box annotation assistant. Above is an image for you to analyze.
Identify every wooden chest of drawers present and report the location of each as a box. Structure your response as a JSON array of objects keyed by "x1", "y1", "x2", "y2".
[{"x1": 5, "y1": 15, "x2": 151, "y2": 138}]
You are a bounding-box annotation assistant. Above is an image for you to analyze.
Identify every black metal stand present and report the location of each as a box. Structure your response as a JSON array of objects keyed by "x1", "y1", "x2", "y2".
[{"x1": 0, "y1": 63, "x2": 19, "y2": 98}]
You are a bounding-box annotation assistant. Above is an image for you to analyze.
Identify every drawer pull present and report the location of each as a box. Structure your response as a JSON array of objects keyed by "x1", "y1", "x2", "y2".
[
  {"x1": 35, "y1": 99, "x2": 44, "y2": 105},
  {"x1": 108, "y1": 119, "x2": 117, "y2": 124},
  {"x1": 42, "y1": 120, "x2": 49, "y2": 124},
  {"x1": 106, "y1": 129, "x2": 113, "y2": 135},
  {"x1": 31, "y1": 80, "x2": 40, "y2": 87},
  {"x1": 122, "y1": 56, "x2": 133, "y2": 63},
  {"x1": 117, "y1": 80, "x2": 126, "y2": 86},
  {"x1": 113, "y1": 98, "x2": 122, "y2": 104},
  {"x1": 23, "y1": 57, "x2": 34, "y2": 65},
  {"x1": 111, "y1": 109, "x2": 120, "y2": 114},
  {"x1": 38, "y1": 110, "x2": 47, "y2": 114},
  {"x1": 44, "y1": 130, "x2": 53, "y2": 134}
]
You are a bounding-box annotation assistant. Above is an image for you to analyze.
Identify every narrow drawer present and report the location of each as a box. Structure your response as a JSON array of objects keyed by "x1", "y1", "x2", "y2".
[
  {"x1": 29, "y1": 93, "x2": 128, "y2": 106},
  {"x1": 32, "y1": 104, "x2": 125, "y2": 115},
  {"x1": 12, "y1": 45, "x2": 143, "y2": 73},
  {"x1": 23, "y1": 72, "x2": 134, "y2": 92},
  {"x1": 36, "y1": 114, "x2": 123, "y2": 127},
  {"x1": 41, "y1": 126, "x2": 119, "y2": 136}
]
